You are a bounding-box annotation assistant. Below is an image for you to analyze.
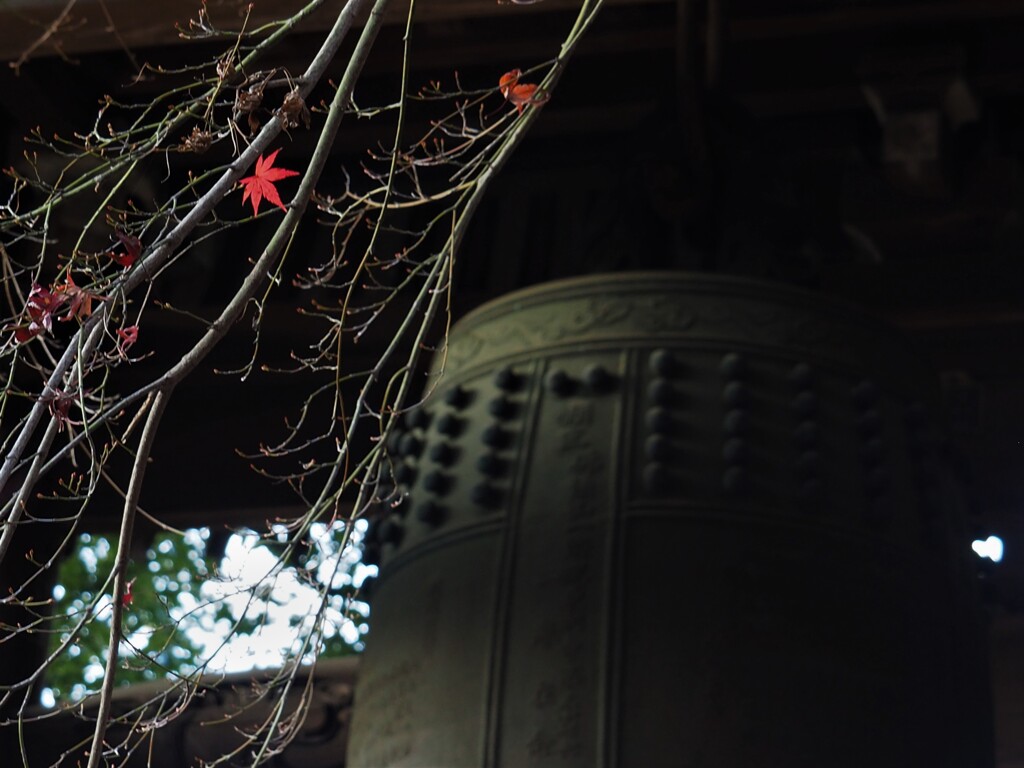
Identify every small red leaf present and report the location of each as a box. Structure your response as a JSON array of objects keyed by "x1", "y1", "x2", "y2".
[
  {"x1": 26, "y1": 283, "x2": 67, "y2": 331},
  {"x1": 110, "y1": 230, "x2": 142, "y2": 268},
  {"x1": 116, "y1": 325, "x2": 139, "y2": 357},
  {"x1": 499, "y1": 69, "x2": 521, "y2": 98},
  {"x1": 9, "y1": 283, "x2": 66, "y2": 342},
  {"x1": 499, "y1": 69, "x2": 548, "y2": 114},
  {"x1": 121, "y1": 578, "x2": 136, "y2": 608},
  {"x1": 42, "y1": 387, "x2": 78, "y2": 431},
  {"x1": 239, "y1": 149, "x2": 299, "y2": 216},
  {"x1": 12, "y1": 324, "x2": 43, "y2": 344},
  {"x1": 56, "y1": 273, "x2": 104, "y2": 321}
]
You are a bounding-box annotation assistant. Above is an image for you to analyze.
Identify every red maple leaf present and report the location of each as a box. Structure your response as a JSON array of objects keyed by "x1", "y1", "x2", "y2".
[
  {"x1": 26, "y1": 283, "x2": 67, "y2": 331},
  {"x1": 10, "y1": 283, "x2": 67, "y2": 343},
  {"x1": 12, "y1": 325, "x2": 43, "y2": 344},
  {"x1": 499, "y1": 69, "x2": 521, "y2": 98},
  {"x1": 109, "y1": 230, "x2": 142, "y2": 268},
  {"x1": 239, "y1": 149, "x2": 299, "y2": 216},
  {"x1": 41, "y1": 387, "x2": 80, "y2": 432},
  {"x1": 499, "y1": 69, "x2": 549, "y2": 114},
  {"x1": 55, "y1": 273, "x2": 104, "y2": 321},
  {"x1": 116, "y1": 325, "x2": 139, "y2": 357},
  {"x1": 121, "y1": 578, "x2": 136, "y2": 609}
]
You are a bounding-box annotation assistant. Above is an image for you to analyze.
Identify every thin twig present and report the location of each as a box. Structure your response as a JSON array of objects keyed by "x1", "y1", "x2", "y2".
[
  {"x1": 84, "y1": 389, "x2": 170, "y2": 768},
  {"x1": 9, "y1": 0, "x2": 77, "y2": 75}
]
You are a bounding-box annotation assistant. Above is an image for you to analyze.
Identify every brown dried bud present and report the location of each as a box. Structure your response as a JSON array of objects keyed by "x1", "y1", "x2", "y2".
[
  {"x1": 216, "y1": 55, "x2": 236, "y2": 82},
  {"x1": 234, "y1": 81, "x2": 265, "y2": 116},
  {"x1": 180, "y1": 126, "x2": 213, "y2": 153},
  {"x1": 277, "y1": 88, "x2": 311, "y2": 130}
]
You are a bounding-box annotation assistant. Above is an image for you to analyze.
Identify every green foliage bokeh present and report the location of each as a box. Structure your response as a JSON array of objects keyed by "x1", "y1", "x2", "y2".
[
  {"x1": 45, "y1": 531, "x2": 212, "y2": 702},
  {"x1": 44, "y1": 525, "x2": 367, "y2": 705}
]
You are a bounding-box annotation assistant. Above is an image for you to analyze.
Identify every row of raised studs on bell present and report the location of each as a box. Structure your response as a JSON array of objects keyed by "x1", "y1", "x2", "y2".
[
  {"x1": 362, "y1": 514, "x2": 403, "y2": 566},
  {"x1": 544, "y1": 365, "x2": 615, "y2": 397},
  {"x1": 791, "y1": 370, "x2": 897, "y2": 504},
  {"x1": 793, "y1": 394, "x2": 822, "y2": 501},
  {"x1": 648, "y1": 355, "x2": 885, "y2": 411},
  {"x1": 390, "y1": 367, "x2": 515, "y2": 444},
  {"x1": 411, "y1": 478, "x2": 503, "y2": 528},
  {"x1": 379, "y1": 365, "x2": 599, "y2": 547},
  {"x1": 645, "y1": 457, "x2": 752, "y2": 497},
  {"x1": 722, "y1": 367, "x2": 885, "y2": 499},
  {"x1": 409, "y1": 371, "x2": 523, "y2": 523},
  {"x1": 392, "y1": 368, "x2": 519, "y2": 469},
  {"x1": 721, "y1": 354, "x2": 749, "y2": 495},
  {"x1": 641, "y1": 355, "x2": 752, "y2": 494},
  {"x1": 643, "y1": 353, "x2": 753, "y2": 494},
  {"x1": 851, "y1": 380, "x2": 890, "y2": 514},
  {"x1": 790, "y1": 363, "x2": 819, "y2": 501},
  {"x1": 397, "y1": 407, "x2": 507, "y2": 451},
  {"x1": 468, "y1": 368, "x2": 521, "y2": 510},
  {"x1": 643, "y1": 356, "x2": 892, "y2": 430},
  {"x1": 640, "y1": 353, "x2": 684, "y2": 495},
  {"x1": 641, "y1": 361, "x2": 871, "y2": 498},
  {"x1": 792, "y1": 370, "x2": 895, "y2": 503},
  {"x1": 641, "y1": 367, "x2": 899, "y2": 501},
  {"x1": 389, "y1": 469, "x2": 505, "y2": 533},
  {"x1": 402, "y1": 449, "x2": 508, "y2": 518},
  {"x1": 721, "y1": 352, "x2": 749, "y2": 494},
  {"x1": 412, "y1": 478, "x2": 502, "y2": 528},
  {"x1": 644, "y1": 460, "x2": 894, "y2": 501}
]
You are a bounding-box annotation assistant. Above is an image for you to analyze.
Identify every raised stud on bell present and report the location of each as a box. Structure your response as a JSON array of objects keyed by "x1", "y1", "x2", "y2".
[
  {"x1": 429, "y1": 442, "x2": 456, "y2": 466},
  {"x1": 437, "y1": 413, "x2": 463, "y2": 437},
  {"x1": 723, "y1": 381, "x2": 749, "y2": 408},
  {"x1": 494, "y1": 367, "x2": 521, "y2": 392},
  {"x1": 791, "y1": 392, "x2": 817, "y2": 417},
  {"x1": 642, "y1": 462, "x2": 669, "y2": 494},
  {"x1": 399, "y1": 433, "x2": 423, "y2": 458},
  {"x1": 444, "y1": 385, "x2": 470, "y2": 409},
  {"x1": 423, "y1": 470, "x2": 450, "y2": 495},
  {"x1": 645, "y1": 407, "x2": 673, "y2": 434},
  {"x1": 476, "y1": 453, "x2": 505, "y2": 477},
  {"x1": 648, "y1": 349, "x2": 677, "y2": 377},
  {"x1": 416, "y1": 500, "x2": 445, "y2": 526},
  {"x1": 647, "y1": 378, "x2": 674, "y2": 406},
  {"x1": 645, "y1": 434, "x2": 672, "y2": 461},
  {"x1": 403, "y1": 409, "x2": 429, "y2": 430},
  {"x1": 719, "y1": 352, "x2": 746, "y2": 379},
  {"x1": 723, "y1": 466, "x2": 748, "y2": 495},
  {"x1": 788, "y1": 362, "x2": 813, "y2": 388},
  {"x1": 488, "y1": 396, "x2": 516, "y2": 420},
  {"x1": 584, "y1": 364, "x2": 614, "y2": 392},
  {"x1": 544, "y1": 370, "x2": 574, "y2": 397},
  {"x1": 393, "y1": 463, "x2": 417, "y2": 486},
  {"x1": 794, "y1": 421, "x2": 818, "y2": 447},
  {"x1": 378, "y1": 516, "x2": 405, "y2": 547},
  {"x1": 723, "y1": 409, "x2": 749, "y2": 436},
  {"x1": 482, "y1": 424, "x2": 510, "y2": 449},
  {"x1": 471, "y1": 483, "x2": 500, "y2": 508},
  {"x1": 723, "y1": 438, "x2": 749, "y2": 466}
]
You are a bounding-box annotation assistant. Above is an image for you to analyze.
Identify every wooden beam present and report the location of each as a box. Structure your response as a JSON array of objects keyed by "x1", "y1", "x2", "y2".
[
  {"x1": 0, "y1": 0, "x2": 654, "y2": 64},
  {"x1": 729, "y1": 0, "x2": 1024, "y2": 40},
  {"x1": 9, "y1": 0, "x2": 1024, "y2": 67}
]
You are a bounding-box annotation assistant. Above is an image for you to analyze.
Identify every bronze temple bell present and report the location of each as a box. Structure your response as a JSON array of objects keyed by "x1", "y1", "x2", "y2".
[{"x1": 347, "y1": 273, "x2": 992, "y2": 767}]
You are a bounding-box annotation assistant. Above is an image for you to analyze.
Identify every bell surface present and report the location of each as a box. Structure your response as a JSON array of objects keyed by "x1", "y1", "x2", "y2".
[{"x1": 347, "y1": 272, "x2": 991, "y2": 768}]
